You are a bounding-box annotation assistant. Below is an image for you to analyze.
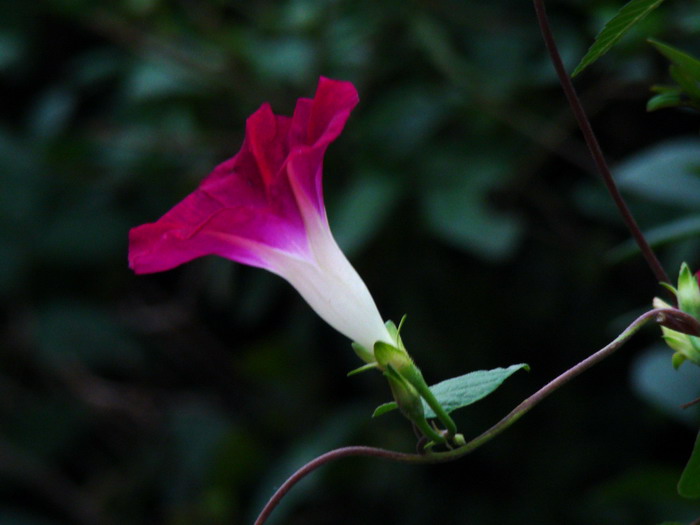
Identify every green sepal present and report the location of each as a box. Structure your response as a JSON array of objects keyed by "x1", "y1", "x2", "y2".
[
  {"x1": 413, "y1": 419, "x2": 446, "y2": 445},
  {"x1": 659, "y1": 329, "x2": 700, "y2": 368},
  {"x1": 374, "y1": 341, "x2": 413, "y2": 371},
  {"x1": 347, "y1": 363, "x2": 378, "y2": 377},
  {"x1": 383, "y1": 364, "x2": 425, "y2": 420},
  {"x1": 659, "y1": 282, "x2": 678, "y2": 297},
  {"x1": 351, "y1": 342, "x2": 374, "y2": 363},
  {"x1": 398, "y1": 363, "x2": 458, "y2": 436},
  {"x1": 423, "y1": 440, "x2": 437, "y2": 451},
  {"x1": 384, "y1": 316, "x2": 407, "y2": 350},
  {"x1": 672, "y1": 351, "x2": 687, "y2": 369},
  {"x1": 372, "y1": 402, "x2": 398, "y2": 418},
  {"x1": 382, "y1": 362, "x2": 446, "y2": 444},
  {"x1": 385, "y1": 320, "x2": 398, "y2": 338},
  {"x1": 382, "y1": 362, "x2": 404, "y2": 383},
  {"x1": 677, "y1": 263, "x2": 700, "y2": 319}
]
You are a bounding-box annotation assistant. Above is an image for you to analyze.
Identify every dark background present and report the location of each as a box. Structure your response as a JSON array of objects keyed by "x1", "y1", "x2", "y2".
[{"x1": 2, "y1": 1, "x2": 700, "y2": 524}]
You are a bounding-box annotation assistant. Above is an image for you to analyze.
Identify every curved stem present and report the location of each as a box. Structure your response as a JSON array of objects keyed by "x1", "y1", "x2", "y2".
[
  {"x1": 532, "y1": 0, "x2": 670, "y2": 286},
  {"x1": 254, "y1": 308, "x2": 692, "y2": 524},
  {"x1": 253, "y1": 446, "x2": 419, "y2": 525}
]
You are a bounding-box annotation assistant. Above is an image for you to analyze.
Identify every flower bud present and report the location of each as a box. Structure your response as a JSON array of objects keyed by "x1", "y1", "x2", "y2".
[
  {"x1": 677, "y1": 263, "x2": 700, "y2": 320},
  {"x1": 654, "y1": 263, "x2": 700, "y2": 368}
]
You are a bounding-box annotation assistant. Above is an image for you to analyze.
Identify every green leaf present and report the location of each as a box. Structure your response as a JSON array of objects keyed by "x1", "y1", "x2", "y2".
[
  {"x1": 372, "y1": 364, "x2": 529, "y2": 419},
  {"x1": 649, "y1": 39, "x2": 700, "y2": 82},
  {"x1": 647, "y1": 89, "x2": 684, "y2": 112},
  {"x1": 678, "y1": 429, "x2": 700, "y2": 498},
  {"x1": 670, "y1": 65, "x2": 700, "y2": 100},
  {"x1": 571, "y1": 0, "x2": 666, "y2": 77},
  {"x1": 422, "y1": 364, "x2": 529, "y2": 418},
  {"x1": 646, "y1": 40, "x2": 700, "y2": 111}
]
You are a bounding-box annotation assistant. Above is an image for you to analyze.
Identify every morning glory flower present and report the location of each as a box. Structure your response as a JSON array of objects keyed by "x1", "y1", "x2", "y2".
[{"x1": 129, "y1": 77, "x2": 392, "y2": 357}]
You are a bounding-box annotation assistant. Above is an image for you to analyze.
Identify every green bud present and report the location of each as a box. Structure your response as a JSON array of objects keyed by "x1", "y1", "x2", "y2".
[
  {"x1": 654, "y1": 263, "x2": 700, "y2": 368},
  {"x1": 672, "y1": 351, "x2": 687, "y2": 370},
  {"x1": 659, "y1": 325, "x2": 700, "y2": 367},
  {"x1": 374, "y1": 340, "x2": 459, "y2": 438},
  {"x1": 677, "y1": 263, "x2": 700, "y2": 320},
  {"x1": 383, "y1": 364, "x2": 425, "y2": 422}
]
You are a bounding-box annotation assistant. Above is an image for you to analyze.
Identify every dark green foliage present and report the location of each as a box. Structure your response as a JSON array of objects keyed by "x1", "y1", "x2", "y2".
[
  {"x1": 572, "y1": 0, "x2": 666, "y2": 77},
  {"x1": 1, "y1": 1, "x2": 699, "y2": 524},
  {"x1": 678, "y1": 430, "x2": 700, "y2": 498},
  {"x1": 374, "y1": 363, "x2": 529, "y2": 418},
  {"x1": 648, "y1": 39, "x2": 700, "y2": 112}
]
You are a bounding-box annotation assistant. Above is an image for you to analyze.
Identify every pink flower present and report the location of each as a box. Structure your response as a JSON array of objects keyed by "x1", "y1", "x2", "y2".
[{"x1": 129, "y1": 77, "x2": 391, "y2": 356}]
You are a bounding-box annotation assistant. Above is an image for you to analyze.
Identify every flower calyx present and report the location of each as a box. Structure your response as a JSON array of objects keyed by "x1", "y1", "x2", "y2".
[{"x1": 348, "y1": 318, "x2": 461, "y2": 448}]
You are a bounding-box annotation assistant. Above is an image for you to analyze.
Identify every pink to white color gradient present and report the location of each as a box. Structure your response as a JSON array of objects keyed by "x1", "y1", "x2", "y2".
[{"x1": 129, "y1": 77, "x2": 391, "y2": 355}]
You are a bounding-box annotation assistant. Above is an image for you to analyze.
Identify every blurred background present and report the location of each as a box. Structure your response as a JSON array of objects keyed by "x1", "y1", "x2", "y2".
[{"x1": 2, "y1": 0, "x2": 700, "y2": 523}]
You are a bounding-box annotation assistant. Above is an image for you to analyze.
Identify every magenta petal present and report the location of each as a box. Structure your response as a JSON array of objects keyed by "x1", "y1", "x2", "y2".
[
  {"x1": 287, "y1": 78, "x2": 359, "y2": 216},
  {"x1": 128, "y1": 205, "x2": 307, "y2": 274},
  {"x1": 128, "y1": 77, "x2": 391, "y2": 351},
  {"x1": 128, "y1": 77, "x2": 358, "y2": 275}
]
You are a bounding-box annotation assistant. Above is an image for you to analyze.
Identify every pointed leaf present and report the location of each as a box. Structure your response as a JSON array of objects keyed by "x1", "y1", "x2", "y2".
[
  {"x1": 372, "y1": 364, "x2": 529, "y2": 418},
  {"x1": 678, "y1": 429, "x2": 700, "y2": 498},
  {"x1": 572, "y1": 0, "x2": 666, "y2": 77},
  {"x1": 670, "y1": 65, "x2": 700, "y2": 101},
  {"x1": 649, "y1": 39, "x2": 700, "y2": 81},
  {"x1": 347, "y1": 363, "x2": 377, "y2": 377},
  {"x1": 423, "y1": 364, "x2": 529, "y2": 418}
]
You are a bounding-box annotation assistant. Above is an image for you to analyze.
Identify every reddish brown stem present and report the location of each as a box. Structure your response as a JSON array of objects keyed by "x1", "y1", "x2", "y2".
[
  {"x1": 253, "y1": 446, "x2": 421, "y2": 525},
  {"x1": 532, "y1": 0, "x2": 670, "y2": 286},
  {"x1": 254, "y1": 308, "x2": 689, "y2": 525}
]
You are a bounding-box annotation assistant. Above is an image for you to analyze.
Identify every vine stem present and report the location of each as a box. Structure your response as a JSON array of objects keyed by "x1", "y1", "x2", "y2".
[
  {"x1": 532, "y1": 0, "x2": 670, "y2": 286},
  {"x1": 254, "y1": 308, "x2": 696, "y2": 524},
  {"x1": 255, "y1": 9, "x2": 680, "y2": 521}
]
